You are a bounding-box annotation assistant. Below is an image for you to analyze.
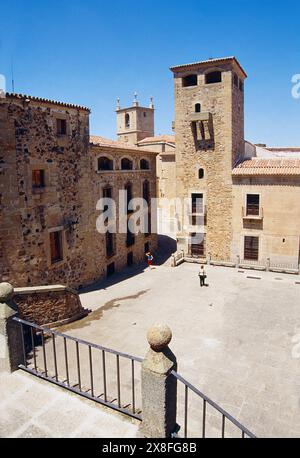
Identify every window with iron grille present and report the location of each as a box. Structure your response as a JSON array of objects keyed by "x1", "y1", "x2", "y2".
[
  {"x1": 50, "y1": 231, "x2": 63, "y2": 264},
  {"x1": 244, "y1": 236, "x2": 259, "y2": 261},
  {"x1": 246, "y1": 194, "x2": 260, "y2": 216}
]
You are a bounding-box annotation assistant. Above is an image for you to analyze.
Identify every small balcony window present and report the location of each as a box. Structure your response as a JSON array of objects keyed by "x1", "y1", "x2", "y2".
[
  {"x1": 195, "y1": 103, "x2": 201, "y2": 113},
  {"x1": 246, "y1": 194, "x2": 260, "y2": 216}
]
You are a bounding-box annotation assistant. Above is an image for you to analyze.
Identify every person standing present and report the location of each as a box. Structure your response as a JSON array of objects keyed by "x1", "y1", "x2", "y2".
[
  {"x1": 146, "y1": 252, "x2": 154, "y2": 269},
  {"x1": 198, "y1": 265, "x2": 207, "y2": 287}
]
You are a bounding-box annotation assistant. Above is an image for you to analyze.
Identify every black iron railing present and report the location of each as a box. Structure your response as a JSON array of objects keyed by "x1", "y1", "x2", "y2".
[
  {"x1": 13, "y1": 316, "x2": 256, "y2": 437},
  {"x1": 13, "y1": 317, "x2": 143, "y2": 420},
  {"x1": 171, "y1": 371, "x2": 256, "y2": 438}
]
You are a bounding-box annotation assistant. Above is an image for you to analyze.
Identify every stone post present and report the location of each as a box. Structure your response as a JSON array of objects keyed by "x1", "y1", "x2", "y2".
[
  {"x1": 236, "y1": 254, "x2": 240, "y2": 268},
  {"x1": 140, "y1": 324, "x2": 177, "y2": 438},
  {"x1": 266, "y1": 258, "x2": 270, "y2": 272},
  {"x1": 207, "y1": 252, "x2": 211, "y2": 265},
  {"x1": 0, "y1": 282, "x2": 23, "y2": 373}
]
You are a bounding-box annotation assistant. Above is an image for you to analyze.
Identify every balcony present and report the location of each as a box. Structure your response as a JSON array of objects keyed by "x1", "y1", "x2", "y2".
[
  {"x1": 188, "y1": 112, "x2": 211, "y2": 122},
  {"x1": 242, "y1": 205, "x2": 264, "y2": 220}
]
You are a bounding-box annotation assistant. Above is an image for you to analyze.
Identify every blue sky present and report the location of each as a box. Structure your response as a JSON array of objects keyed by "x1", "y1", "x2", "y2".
[{"x1": 1, "y1": 0, "x2": 300, "y2": 145}]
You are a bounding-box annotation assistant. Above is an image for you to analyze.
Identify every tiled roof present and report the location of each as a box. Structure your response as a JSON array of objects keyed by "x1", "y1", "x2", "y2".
[
  {"x1": 138, "y1": 135, "x2": 175, "y2": 145},
  {"x1": 5, "y1": 93, "x2": 90, "y2": 112},
  {"x1": 170, "y1": 56, "x2": 247, "y2": 78},
  {"x1": 232, "y1": 158, "x2": 300, "y2": 176},
  {"x1": 90, "y1": 135, "x2": 157, "y2": 153}
]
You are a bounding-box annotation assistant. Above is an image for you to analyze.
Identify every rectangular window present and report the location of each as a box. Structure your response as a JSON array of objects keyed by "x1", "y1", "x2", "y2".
[
  {"x1": 106, "y1": 231, "x2": 115, "y2": 258},
  {"x1": 56, "y1": 118, "x2": 67, "y2": 136},
  {"x1": 127, "y1": 252, "x2": 134, "y2": 267},
  {"x1": 246, "y1": 194, "x2": 260, "y2": 216},
  {"x1": 126, "y1": 221, "x2": 135, "y2": 247},
  {"x1": 244, "y1": 236, "x2": 259, "y2": 261},
  {"x1": 188, "y1": 233, "x2": 205, "y2": 257},
  {"x1": 191, "y1": 193, "x2": 204, "y2": 214},
  {"x1": 50, "y1": 231, "x2": 63, "y2": 264},
  {"x1": 32, "y1": 169, "x2": 45, "y2": 188}
]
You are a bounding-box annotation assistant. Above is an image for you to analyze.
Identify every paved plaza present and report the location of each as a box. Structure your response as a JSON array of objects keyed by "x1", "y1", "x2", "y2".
[
  {"x1": 2, "y1": 245, "x2": 300, "y2": 437},
  {"x1": 61, "y1": 256, "x2": 300, "y2": 438}
]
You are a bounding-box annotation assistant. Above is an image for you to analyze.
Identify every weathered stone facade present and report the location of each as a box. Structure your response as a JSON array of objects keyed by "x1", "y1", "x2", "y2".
[
  {"x1": 171, "y1": 58, "x2": 246, "y2": 260},
  {"x1": 0, "y1": 94, "x2": 157, "y2": 289}
]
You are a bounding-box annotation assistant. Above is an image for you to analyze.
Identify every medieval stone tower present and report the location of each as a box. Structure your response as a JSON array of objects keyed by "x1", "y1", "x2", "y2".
[
  {"x1": 170, "y1": 57, "x2": 247, "y2": 260},
  {"x1": 116, "y1": 94, "x2": 155, "y2": 145}
]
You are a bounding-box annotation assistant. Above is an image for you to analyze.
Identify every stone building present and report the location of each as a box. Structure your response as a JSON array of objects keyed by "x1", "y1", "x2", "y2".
[
  {"x1": 0, "y1": 93, "x2": 157, "y2": 289},
  {"x1": 169, "y1": 56, "x2": 300, "y2": 267}
]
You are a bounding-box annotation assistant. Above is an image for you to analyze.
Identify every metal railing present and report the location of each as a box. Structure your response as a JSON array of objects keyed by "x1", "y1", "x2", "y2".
[
  {"x1": 269, "y1": 261, "x2": 299, "y2": 272},
  {"x1": 242, "y1": 206, "x2": 263, "y2": 219},
  {"x1": 172, "y1": 371, "x2": 256, "y2": 438},
  {"x1": 13, "y1": 317, "x2": 143, "y2": 420}
]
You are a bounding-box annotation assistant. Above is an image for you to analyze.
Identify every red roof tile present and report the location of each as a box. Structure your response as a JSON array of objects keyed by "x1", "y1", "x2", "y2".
[{"x1": 232, "y1": 158, "x2": 300, "y2": 176}]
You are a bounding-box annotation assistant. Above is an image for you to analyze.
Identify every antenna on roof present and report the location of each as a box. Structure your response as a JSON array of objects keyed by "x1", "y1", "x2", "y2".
[{"x1": 11, "y1": 59, "x2": 15, "y2": 93}]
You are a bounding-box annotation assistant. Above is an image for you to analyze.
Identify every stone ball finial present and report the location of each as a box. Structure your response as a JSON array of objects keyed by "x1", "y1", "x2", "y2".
[
  {"x1": 147, "y1": 324, "x2": 172, "y2": 351},
  {"x1": 0, "y1": 282, "x2": 14, "y2": 303}
]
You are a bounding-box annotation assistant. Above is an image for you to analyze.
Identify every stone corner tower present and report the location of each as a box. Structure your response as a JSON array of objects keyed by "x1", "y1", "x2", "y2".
[
  {"x1": 116, "y1": 93, "x2": 155, "y2": 145},
  {"x1": 170, "y1": 56, "x2": 247, "y2": 260}
]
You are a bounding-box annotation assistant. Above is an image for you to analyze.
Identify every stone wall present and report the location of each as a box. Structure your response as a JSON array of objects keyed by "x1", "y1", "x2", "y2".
[
  {"x1": 0, "y1": 95, "x2": 93, "y2": 288},
  {"x1": 14, "y1": 285, "x2": 89, "y2": 326},
  {"x1": 0, "y1": 95, "x2": 158, "y2": 289},
  {"x1": 0, "y1": 94, "x2": 158, "y2": 289}
]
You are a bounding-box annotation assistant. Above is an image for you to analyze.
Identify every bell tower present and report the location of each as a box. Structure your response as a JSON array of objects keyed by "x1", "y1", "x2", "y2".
[
  {"x1": 116, "y1": 93, "x2": 155, "y2": 145},
  {"x1": 170, "y1": 56, "x2": 247, "y2": 260}
]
